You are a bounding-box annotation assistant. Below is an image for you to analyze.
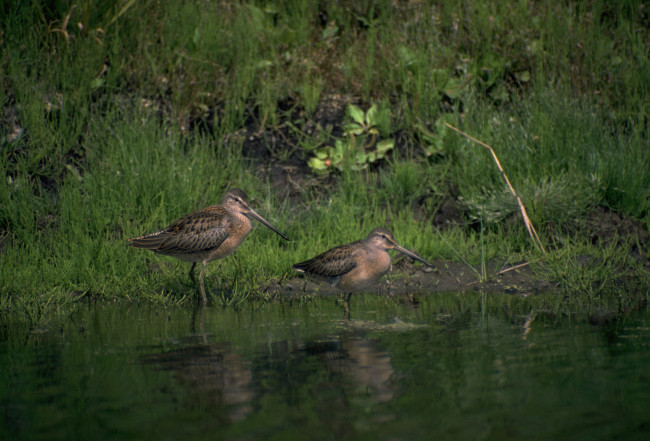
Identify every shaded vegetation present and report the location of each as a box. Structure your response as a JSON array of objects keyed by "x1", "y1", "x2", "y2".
[{"x1": 1, "y1": 0, "x2": 649, "y2": 312}]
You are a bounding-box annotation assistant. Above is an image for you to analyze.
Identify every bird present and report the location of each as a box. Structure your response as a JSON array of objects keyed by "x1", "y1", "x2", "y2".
[
  {"x1": 126, "y1": 188, "x2": 289, "y2": 303},
  {"x1": 292, "y1": 228, "x2": 431, "y2": 314}
]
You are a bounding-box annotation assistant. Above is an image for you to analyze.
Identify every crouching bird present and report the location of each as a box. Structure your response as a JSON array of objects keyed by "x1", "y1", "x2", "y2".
[
  {"x1": 293, "y1": 228, "x2": 431, "y2": 315},
  {"x1": 127, "y1": 188, "x2": 289, "y2": 303}
]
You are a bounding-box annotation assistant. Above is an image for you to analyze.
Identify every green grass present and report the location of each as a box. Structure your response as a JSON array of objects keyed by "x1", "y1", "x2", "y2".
[
  {"x1": 1, "y1": 0, "x2": 649, "y2": 313},
  {"x1": 451, "y1": 90, "x2": 650, "y2": 230}
]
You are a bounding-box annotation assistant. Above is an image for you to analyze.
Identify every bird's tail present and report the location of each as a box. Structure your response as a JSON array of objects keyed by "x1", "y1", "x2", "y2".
[{"x1": 125, "y1": 231, "x2": 165, "y2": 250}]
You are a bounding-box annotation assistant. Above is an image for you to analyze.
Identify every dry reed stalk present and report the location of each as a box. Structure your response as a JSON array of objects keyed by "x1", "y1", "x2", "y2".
[
  {"x1": 464, "y1": 261, "x2": 532, "y2": 287},
  {"x1": 444, "y1": 122, "x2": 546, "y2": 254},
  {"x1": 497, "y1": 261, "x2": 530, "y2": 274}
]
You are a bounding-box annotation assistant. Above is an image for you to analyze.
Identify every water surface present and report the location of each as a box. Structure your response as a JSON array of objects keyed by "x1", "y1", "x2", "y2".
[{"x1": 1, "y1": 293, "x2": 649, "y2": 440}]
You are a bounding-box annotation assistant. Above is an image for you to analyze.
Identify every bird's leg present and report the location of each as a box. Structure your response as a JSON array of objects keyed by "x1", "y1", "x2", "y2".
[
  {"x1": 342, "y1": 293, "x2": 352, "y2": 321},
  {"x1": 191, "y1": 303, "x2": 208, "y2": 343},
  {"x1": 189, "y1": 262, "x2": 197, "y2": 287},
  {"x1": 191, "y1": 302, "x2": 208, "y2": 339},
  {"x1": 231, "y1": 256, "x2": 242, "y2": 291},
  {"x1": 210, "y1": 263, "x2": 222, "y2": 296},
  {"x1": 198, "y1": 262, "x2": 209, "y2": 304},
  {"x1": 189, "y1": 262, "x2": 208, "y2": 303}
]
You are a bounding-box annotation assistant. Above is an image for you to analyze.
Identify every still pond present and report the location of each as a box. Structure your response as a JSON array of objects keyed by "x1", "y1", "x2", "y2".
[{"x1": 1, "y1": 292, "x2": 649, "y2": 441}]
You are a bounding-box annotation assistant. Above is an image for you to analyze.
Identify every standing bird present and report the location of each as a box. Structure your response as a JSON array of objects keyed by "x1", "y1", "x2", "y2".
[
  {"x1": 126, "y1": 188, "x2": 289, "y2": 303},
  {"x1": 293, "y1": 228, "x2": 431, "y2": 314}
]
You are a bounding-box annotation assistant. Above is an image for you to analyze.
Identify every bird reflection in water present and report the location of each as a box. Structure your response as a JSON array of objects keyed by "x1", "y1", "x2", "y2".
[
  {"x1": 141, "y1": 342, "x2": 254, "y2": 423},
  {"x1": 142, "y1": 304, "x2": 397, "y2": 426},
  {"x1": 311, "y1": 334, "x2": 396, "y2": 405}
]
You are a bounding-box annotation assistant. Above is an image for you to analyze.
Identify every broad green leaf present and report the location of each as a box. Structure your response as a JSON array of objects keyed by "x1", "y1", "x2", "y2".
[
  {"x1": 375, "y1": 106, "x2": 392, "y2": 137},
  {"x1": 334, "y1": 139, "x2": 346, "y2": 155},
  {"x1": 443, "y1": 77, "x2": 464, "y2": 99},
  {"x1": 314, "y1": 148, "x2": 329, "y2": 159},
  {"x1": 308, "y1": 157, "x2": 328, "y2": 171},
  {"x1": 344, "y1": 122, "x2": 364, "y2": 135},
  {"x1": 365, "y1": 105, "x2": 378, "y2": 125},
  {"x1": 376, "y1": 139, "x2": 395, "y2": 153},
  {"x1": 397, "y1": 45, "x2": 418, "y2": 71},
  {"x1": 347, "y1": 104, "x2": 365, "y2": 125}
]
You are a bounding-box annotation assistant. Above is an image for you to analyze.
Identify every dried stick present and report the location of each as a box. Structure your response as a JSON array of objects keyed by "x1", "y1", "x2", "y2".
[
  {"x1": 444, "y1": 122, "x2": 546, "y2": 254},
  {"x1": 497, "y1": 261, "x2": 531, "y2": 275}
]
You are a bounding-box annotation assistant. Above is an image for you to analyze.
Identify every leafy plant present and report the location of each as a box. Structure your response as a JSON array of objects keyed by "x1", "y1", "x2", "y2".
[
  {"x1": 415, "y1": 116, "x2": 454, "y2": 158},
  {"x1": 308, "y1": 103, "x2": 394, "y2": 173}
]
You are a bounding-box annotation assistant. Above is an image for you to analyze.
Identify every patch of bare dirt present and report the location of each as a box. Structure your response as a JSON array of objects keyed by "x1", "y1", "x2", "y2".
[
  {"x1": 263, "y1": 257, "x2": 556, "y2": 300},
  {"x1": 582, "y1": 206, "x2": 650, "y2": 266}
]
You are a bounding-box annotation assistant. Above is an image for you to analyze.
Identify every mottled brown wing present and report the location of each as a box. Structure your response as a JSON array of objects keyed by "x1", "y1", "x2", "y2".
[
  {"x1": 127, "y1": 206, "x2": 230, "y2": 255},
  {"x1": 293, "y1": 241, "x2": 361, "y2": 278}
]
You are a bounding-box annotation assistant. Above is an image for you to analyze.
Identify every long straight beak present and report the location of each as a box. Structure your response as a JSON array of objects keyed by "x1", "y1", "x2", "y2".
[
  {"x1": 249, "y1": 208, "x2": 290, "y2": 241},
  {"x1": 392, "y1": 243, "x2": 432, "y2": 267}
]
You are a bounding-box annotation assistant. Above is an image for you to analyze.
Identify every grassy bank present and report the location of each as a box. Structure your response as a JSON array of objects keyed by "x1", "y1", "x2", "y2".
[{"x1": 1, "y1": 1, "x2": 649, "y2": 312}]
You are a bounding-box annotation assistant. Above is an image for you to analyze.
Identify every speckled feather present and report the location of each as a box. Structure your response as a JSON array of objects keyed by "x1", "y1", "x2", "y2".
[
  {"x1": 292, "y1": 241, "x2": 363, "y2": 278},
  {"x1": 127, "y1": 205, "x2": 234, "y2": 258}
]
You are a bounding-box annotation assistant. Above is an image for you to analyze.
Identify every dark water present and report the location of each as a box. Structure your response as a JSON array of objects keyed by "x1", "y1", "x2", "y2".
[{"x1": 1, "y1": 293, "x2": 650, "y2": 441}]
